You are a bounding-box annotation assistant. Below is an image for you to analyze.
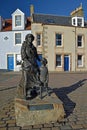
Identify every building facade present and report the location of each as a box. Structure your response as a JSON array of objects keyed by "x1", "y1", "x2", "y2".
[
  {"x1": 31, "y1": 5, "x2": 87, "y2": 72},
  {"x1": 1, "y1": 4, "x2": 87, "y2": 72},
  {"x1": 0, "y1": 9, "x2": 31, "y2": 71}
]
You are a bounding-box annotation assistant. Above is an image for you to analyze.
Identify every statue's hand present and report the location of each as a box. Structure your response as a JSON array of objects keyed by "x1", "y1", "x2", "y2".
[{"x1": 24, "y1": 60, "x2": 31, "y2": 68}]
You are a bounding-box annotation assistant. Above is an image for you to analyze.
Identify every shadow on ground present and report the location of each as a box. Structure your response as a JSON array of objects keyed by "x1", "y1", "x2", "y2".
[{"x1": 53, "y1": 79, "x2": 87, "y2": 117}]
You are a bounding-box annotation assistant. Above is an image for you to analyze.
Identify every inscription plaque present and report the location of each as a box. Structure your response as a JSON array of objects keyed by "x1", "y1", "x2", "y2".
[{"x1": 28, "y1": 104, "x2": 54, "y2": 111}]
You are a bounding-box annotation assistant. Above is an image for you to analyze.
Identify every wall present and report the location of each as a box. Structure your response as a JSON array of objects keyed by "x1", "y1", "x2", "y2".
[
  {"x1": 31, "y1": 23, "x2": 87, "y2": 72},
  {"x1": 0, "y1": 30, "x2": 31, "y2": 71}
]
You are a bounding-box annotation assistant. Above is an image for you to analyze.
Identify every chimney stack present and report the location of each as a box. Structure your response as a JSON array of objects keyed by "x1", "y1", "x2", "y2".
[
  {"x1": 30, "y1": 5, "x2": 34, "y2": 16},
  {"x1": 70, "y1": 3, "x2": 84, "y2": 17}
]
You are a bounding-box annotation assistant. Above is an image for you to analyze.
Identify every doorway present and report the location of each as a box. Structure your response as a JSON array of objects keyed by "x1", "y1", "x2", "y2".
[
  {"x1": 7, "y1": 54, "x2": 14, "y2": 71},
  {"x1": 64, "y1": 55, "x2": 70, "y2": 71}
]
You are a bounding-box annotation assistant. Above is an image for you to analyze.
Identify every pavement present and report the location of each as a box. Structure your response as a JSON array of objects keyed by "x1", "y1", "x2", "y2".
[{"x1": 0, "y1": 71, "x2": 87, "y2": 130}]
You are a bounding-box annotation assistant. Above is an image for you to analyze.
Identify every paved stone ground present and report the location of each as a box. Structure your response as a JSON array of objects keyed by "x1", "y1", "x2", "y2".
[{"x1": 0, "y1": 71, "x2": 87, "y2": 130}]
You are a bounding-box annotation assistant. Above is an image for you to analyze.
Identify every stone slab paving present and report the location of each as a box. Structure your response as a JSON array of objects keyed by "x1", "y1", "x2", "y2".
[{"x1": 0, "y1": 71, "x2": 87, "y2": 130}]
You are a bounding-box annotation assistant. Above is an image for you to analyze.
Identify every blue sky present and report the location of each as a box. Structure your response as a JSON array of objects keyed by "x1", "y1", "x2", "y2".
[{"x1": 0, "y1": 0, "x2": 87, "y2": 20}]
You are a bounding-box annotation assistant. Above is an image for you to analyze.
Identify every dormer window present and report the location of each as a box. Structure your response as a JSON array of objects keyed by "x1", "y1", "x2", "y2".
[
  {"x1": 12, "y1": 9, "x2": 26, "y2": 30},
  {"x1": 73, "y1": 19, "x2": 76, "y2": 26},
  {"x1": 77, "y1": 18, "x2": 82, "y2": 26},
  {"x1": 15, "y1": 15, "x2": 21, "y2": 26},
  {"x1": 72, "y1": 17, "x2": 84, "y2": 27}
]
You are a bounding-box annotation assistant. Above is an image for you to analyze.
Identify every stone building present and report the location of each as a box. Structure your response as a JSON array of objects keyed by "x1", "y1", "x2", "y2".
[
  {"x1": 1, "y1": 4, "x2": 87, "y2": 72},
  {"x1": 31, "y1": 4, "x2": 87, "y2": 72}
]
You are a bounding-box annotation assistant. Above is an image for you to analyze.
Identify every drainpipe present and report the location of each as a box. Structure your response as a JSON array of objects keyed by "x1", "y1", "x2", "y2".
[
  {"x1": 75, "y1": 26, "x2": 77, "y2": 72},
  {"x1": 42, "y1": 23, "x2": 45, "y2": 58}
]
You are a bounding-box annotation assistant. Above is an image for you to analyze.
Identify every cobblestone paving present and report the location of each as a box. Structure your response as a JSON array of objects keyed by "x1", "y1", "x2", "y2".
[{"x1": 0, "y1": 71, "x2": 87, "y2": 130}]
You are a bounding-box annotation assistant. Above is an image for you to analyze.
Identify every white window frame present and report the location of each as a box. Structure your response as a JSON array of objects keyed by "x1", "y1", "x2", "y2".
[
  {"x1": 56, "y1": 54, "x2": 62, "y2": 67},
  {"x1": 77, "y1": 18, "x2": 82, "y2": 26},
  {"x1": 15, "y1": 15, "x2": 21, "y2": 27},
  {"x1": 72, "y1": 17, "x2": 84, "y2": 27},
  {"x1": 77, "y1": 55, "x2": 83, "y2": 67},
  {"x1": 55, "y1": 33, "x2": 63, "y2": 47},
  {"x1": 14, "y1": 32, "x2": 22, "y2": 45},
  {"x1": 72, "y1": 18, "x2": 76, "y2": 26},
  {"x1": 77, "y1": 35, "x2": 83, "y2": 48},
  {"x1": 16, "y1": 54, "x2": 21, "y2": 66}
]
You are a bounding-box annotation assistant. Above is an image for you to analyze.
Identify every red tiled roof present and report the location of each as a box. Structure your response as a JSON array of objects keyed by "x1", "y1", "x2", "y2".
[
  {"x1": 3, "y1": 19, "x2": 12, "y2": 31},
  {"x1": 2, "y1": 17, "x2": 31, "y2": 31}
]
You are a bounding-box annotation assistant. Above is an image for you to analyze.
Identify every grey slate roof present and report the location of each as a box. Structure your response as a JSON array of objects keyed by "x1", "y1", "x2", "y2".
[
  {"x1": 33, "y1": 13, "x2": 87, "y2": 28},
  {"x1": 33, "y1": 13, "x2": 72, "y2": 26}
]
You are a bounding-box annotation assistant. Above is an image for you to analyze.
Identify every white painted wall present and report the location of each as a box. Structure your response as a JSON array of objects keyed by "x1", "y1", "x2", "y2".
[{"x1": 0, "y1": 30, "x2": 31, "y2": 71}]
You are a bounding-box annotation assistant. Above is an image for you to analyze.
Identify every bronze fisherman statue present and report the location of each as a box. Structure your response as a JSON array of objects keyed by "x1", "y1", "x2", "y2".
[{"x1": 17, "y1": 34, "x2": 49, "y2": 99}]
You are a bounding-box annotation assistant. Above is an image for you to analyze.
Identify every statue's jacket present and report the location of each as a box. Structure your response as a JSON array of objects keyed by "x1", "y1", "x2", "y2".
[{"x1": 21, "y1": 41, "x2": 39, "y2": 70}]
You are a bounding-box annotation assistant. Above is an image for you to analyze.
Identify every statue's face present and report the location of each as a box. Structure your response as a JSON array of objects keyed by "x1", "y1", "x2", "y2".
[{"x1": 27, "y1": 36, "x2": 33, "y2": 43}]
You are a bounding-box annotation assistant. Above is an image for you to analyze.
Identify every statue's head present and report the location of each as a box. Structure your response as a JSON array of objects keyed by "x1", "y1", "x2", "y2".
[{"x1": 25, "y1": 34, "x2": 34, "y2": 42}]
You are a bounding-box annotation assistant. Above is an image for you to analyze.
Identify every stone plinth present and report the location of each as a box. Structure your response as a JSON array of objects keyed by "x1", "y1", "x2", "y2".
[{"x1": 15, "y1": 93, "x2": 65, "y2": 127}]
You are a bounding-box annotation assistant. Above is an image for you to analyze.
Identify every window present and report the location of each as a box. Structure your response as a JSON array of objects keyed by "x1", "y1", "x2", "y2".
[
  {"x1": 72, "y1": 17, "x2": 84, "y2": 27},
  {"x1": 36, "y1": 34, "x2": 41, "y2": 46},
  {"x1": 15, "y1": 33, "x2": 21, "y2": 44},
  {"x1": 77, "y1": 55, "x2": 83, "y2": 67},
  {"x1": 56, "y1": 55, "x2": 62, "y2": 67},
  {"x1": 15, "y1": 15, "x2": 21, "y2": 26},
  {"x1": 56, "y1": 34, "x2": 62, "y2": 46},
  {"x1": 77, "y1": 35, "x2": 83, "y2": 47},
  {"x1": 77, "y1": 18, "x2": 82, "y2": 26},
  {"x1": 73, "y1": 19, "x2": 76, "y2": 25},
  {"x1": 16, "y1": 54, "x2": 21, "y2": 65}
]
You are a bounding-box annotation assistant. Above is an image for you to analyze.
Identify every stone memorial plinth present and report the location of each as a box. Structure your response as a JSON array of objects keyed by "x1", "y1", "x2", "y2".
[{"x1": 15, "y1": 92, "x2": 65, "y2": 127}]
